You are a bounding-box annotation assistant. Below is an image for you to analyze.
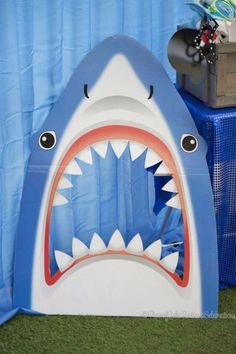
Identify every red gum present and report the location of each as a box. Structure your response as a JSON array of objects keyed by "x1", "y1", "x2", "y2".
[{"x1": 45, "y1": 126, "x2": 190, "y2": 287}]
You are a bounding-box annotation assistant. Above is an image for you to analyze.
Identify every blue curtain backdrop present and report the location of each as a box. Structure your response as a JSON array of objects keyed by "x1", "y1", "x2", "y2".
[{"x1": 0, "y1": 0, "x2": 189, "y2": 314}]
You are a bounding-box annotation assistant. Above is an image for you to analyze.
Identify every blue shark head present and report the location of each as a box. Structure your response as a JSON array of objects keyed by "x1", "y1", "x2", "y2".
[{"x1": 14, "y1": 35, "x2": 218, "y2": 317}]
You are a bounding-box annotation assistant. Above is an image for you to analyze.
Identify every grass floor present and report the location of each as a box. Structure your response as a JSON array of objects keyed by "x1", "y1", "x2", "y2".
[{"x1": 0, "y1": 288, "x2": 236, "y2": 354}]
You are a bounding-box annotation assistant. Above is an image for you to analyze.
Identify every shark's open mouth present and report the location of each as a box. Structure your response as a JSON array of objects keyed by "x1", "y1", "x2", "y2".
[{"x1": 45, "y1": 126, "x2": 189, "y2": 287}]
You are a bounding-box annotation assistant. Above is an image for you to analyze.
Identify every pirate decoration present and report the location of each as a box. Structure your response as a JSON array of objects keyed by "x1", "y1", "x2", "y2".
[{"x1": 194, "y1": 19, "x2": 220, "y2": 64}]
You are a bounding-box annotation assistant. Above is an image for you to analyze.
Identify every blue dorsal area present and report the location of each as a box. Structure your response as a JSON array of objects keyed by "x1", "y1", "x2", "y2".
[{"x1": 13, "y1": 35, "x2": 218, "y2": 318}]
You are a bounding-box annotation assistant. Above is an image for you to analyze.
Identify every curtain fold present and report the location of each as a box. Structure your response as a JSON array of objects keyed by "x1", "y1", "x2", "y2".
[{"x1": 0, "y1": 0, "x2": 188, "y2": 313}]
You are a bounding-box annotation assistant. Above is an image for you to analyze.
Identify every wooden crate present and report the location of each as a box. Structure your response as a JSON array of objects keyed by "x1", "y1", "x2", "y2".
[{"x1": 177, "y1": 43, "x2": 236, "y2": 108}]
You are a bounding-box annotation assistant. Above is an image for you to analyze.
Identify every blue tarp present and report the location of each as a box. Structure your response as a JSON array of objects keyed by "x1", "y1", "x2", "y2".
[
  {"x1": 0, "y1": 0, "x2": 195, "y2": 322},
  {"x1": 179, "y1": 88, "x2": 236, "y2": 290}
]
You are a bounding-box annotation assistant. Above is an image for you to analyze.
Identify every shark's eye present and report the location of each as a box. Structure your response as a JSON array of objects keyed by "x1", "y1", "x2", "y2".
[
  {"x1": 181, "y1": 134, "x2": 198, "y2": 153},
  {"x1": 39, "y1": 131, "x2": 56, "y2": 150}
]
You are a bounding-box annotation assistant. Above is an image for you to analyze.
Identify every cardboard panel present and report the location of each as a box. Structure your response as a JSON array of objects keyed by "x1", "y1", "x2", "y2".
[{"x1": 13, "y1": 36, "x2": 218, "y2": 318}]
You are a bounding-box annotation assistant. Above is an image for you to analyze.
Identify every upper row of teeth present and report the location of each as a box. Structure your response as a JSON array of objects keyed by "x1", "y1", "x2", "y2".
[
  {"x1": 53, "y1": 140, "x2": 181, "y2": 210},
  {"x1": 54, "y1": 229, "x2": 181, "y2": 274}
]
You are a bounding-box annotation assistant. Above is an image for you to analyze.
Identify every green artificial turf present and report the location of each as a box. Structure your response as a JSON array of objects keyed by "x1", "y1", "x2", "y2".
[{"x1": 0, "y1": 288, "x2": 236, "y2": 354}]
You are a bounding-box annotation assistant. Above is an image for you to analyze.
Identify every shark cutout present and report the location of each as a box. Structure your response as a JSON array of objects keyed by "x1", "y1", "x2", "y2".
[{"x1": 13, "y1": 36, "x2": 218, "y2": 318}]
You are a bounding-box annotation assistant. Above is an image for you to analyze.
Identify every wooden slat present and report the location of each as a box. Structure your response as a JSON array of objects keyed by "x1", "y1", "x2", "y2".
[
  {"x1": 216, "y1": 43, "x2": 236, "y2": 54},
  {"x1": 209, "y1": 73, "x2": 217, "y2": 108},
  {"x1": 214, "y1": 94, "x2": 236, "y2": 108},
  {"x1": 224, "y1": 73, "x2": 236, "y2": 95},
  {"x1": 226, "y1": 53, "x2": 236, "y2": 73},
  {"x1": 216, "y1": 54, "x2": 227, "y2": 96}
]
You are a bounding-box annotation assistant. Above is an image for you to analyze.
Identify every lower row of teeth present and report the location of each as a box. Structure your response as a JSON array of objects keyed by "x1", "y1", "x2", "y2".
[
  {"x1": 54, "y1": 230, "x2": 181, "y2": 274},
  {"x1": 53, "y1": 140, "x2": 182, "y2": 210}
]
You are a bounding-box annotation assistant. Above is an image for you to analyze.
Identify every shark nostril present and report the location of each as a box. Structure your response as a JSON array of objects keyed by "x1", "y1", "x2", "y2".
[
  {"x1": 148, "y1": 85, "x2": 154, "y2": 99},
  {"x1": 84, "y1": 84, "x2": 90, "y2": 99}
]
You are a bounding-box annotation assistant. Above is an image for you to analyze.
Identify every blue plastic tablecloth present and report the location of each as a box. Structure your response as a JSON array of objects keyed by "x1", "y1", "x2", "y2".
[{"x1": 179, "y1": 88, "x2": 236, "y2": 289}]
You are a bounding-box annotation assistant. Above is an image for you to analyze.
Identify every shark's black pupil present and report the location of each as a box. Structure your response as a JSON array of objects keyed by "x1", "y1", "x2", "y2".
[
  {"x1": 39, "y1": 132, "x2": 56, "y2": 149},
  {"x1": 181, "y1": 135, "x2": 197, "y2": 152}
]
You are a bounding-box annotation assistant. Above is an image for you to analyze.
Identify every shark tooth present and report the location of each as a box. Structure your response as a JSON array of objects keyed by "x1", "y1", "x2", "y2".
[
  {"x1": 64, "y1": 159, "x2": 82, "y2": 175},
  {"x1": 55, "y1": 250, "x2": 74, "y2": 272},
  {"x1": 144, "y1": 239, "x2": 162, "y2": 260},
  {"x1": 89, "y1": 233, "x2": 107, "y2": 254},
  {"x1": 160, "y1": 252, "x2": 179, "y2": 273},
  {"x1": 77, "y1": 146, "x2": 93, "y2": 164},
  {"x1": 127, "y1": 233, "x2": 143, "y2": 255},
  {"x1": 72, "y1": 238, "x2": 89, "y2": 258},
  {"x1": 111, "y1": 140, "x2": 128, "y2": 158},
  {"x1": 57, "y1": 176, "x2": 73, "y2": 190},
  {"x1": 108, "y1": 229, "x2": 125, "y2": 250},
  {"x1": 92, "y1": 141, "x2": 108, "y2": 158},
  {"x1": 154, "y1": 162, "x2": 171, "y2": 176},
  {"x1": 162, "y1": 178, "x2": 177, "y2": 193},
  {"x1": 144, "y1": 149, "x2": 162, "y2": 168},
  {"x1": 129, "y1": 142, "x2": 146, "y2": 161},
  {"x1": 53, "y1": 192, "x2": 69, "y2": 206},
  {"x1": 166, "y1": 194, "x2": 181, "y2": 209}
]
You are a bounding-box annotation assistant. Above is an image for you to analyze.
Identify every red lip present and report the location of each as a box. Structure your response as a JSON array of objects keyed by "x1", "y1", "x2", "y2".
[{"x1": 44, "y1": 125, "x2": 190, "y2": 287}]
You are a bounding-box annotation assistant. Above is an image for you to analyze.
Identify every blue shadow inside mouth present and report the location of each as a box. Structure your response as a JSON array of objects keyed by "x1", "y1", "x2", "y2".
[{"x1": 49, "y1": 144, "x2": 184, "y2": 276}]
